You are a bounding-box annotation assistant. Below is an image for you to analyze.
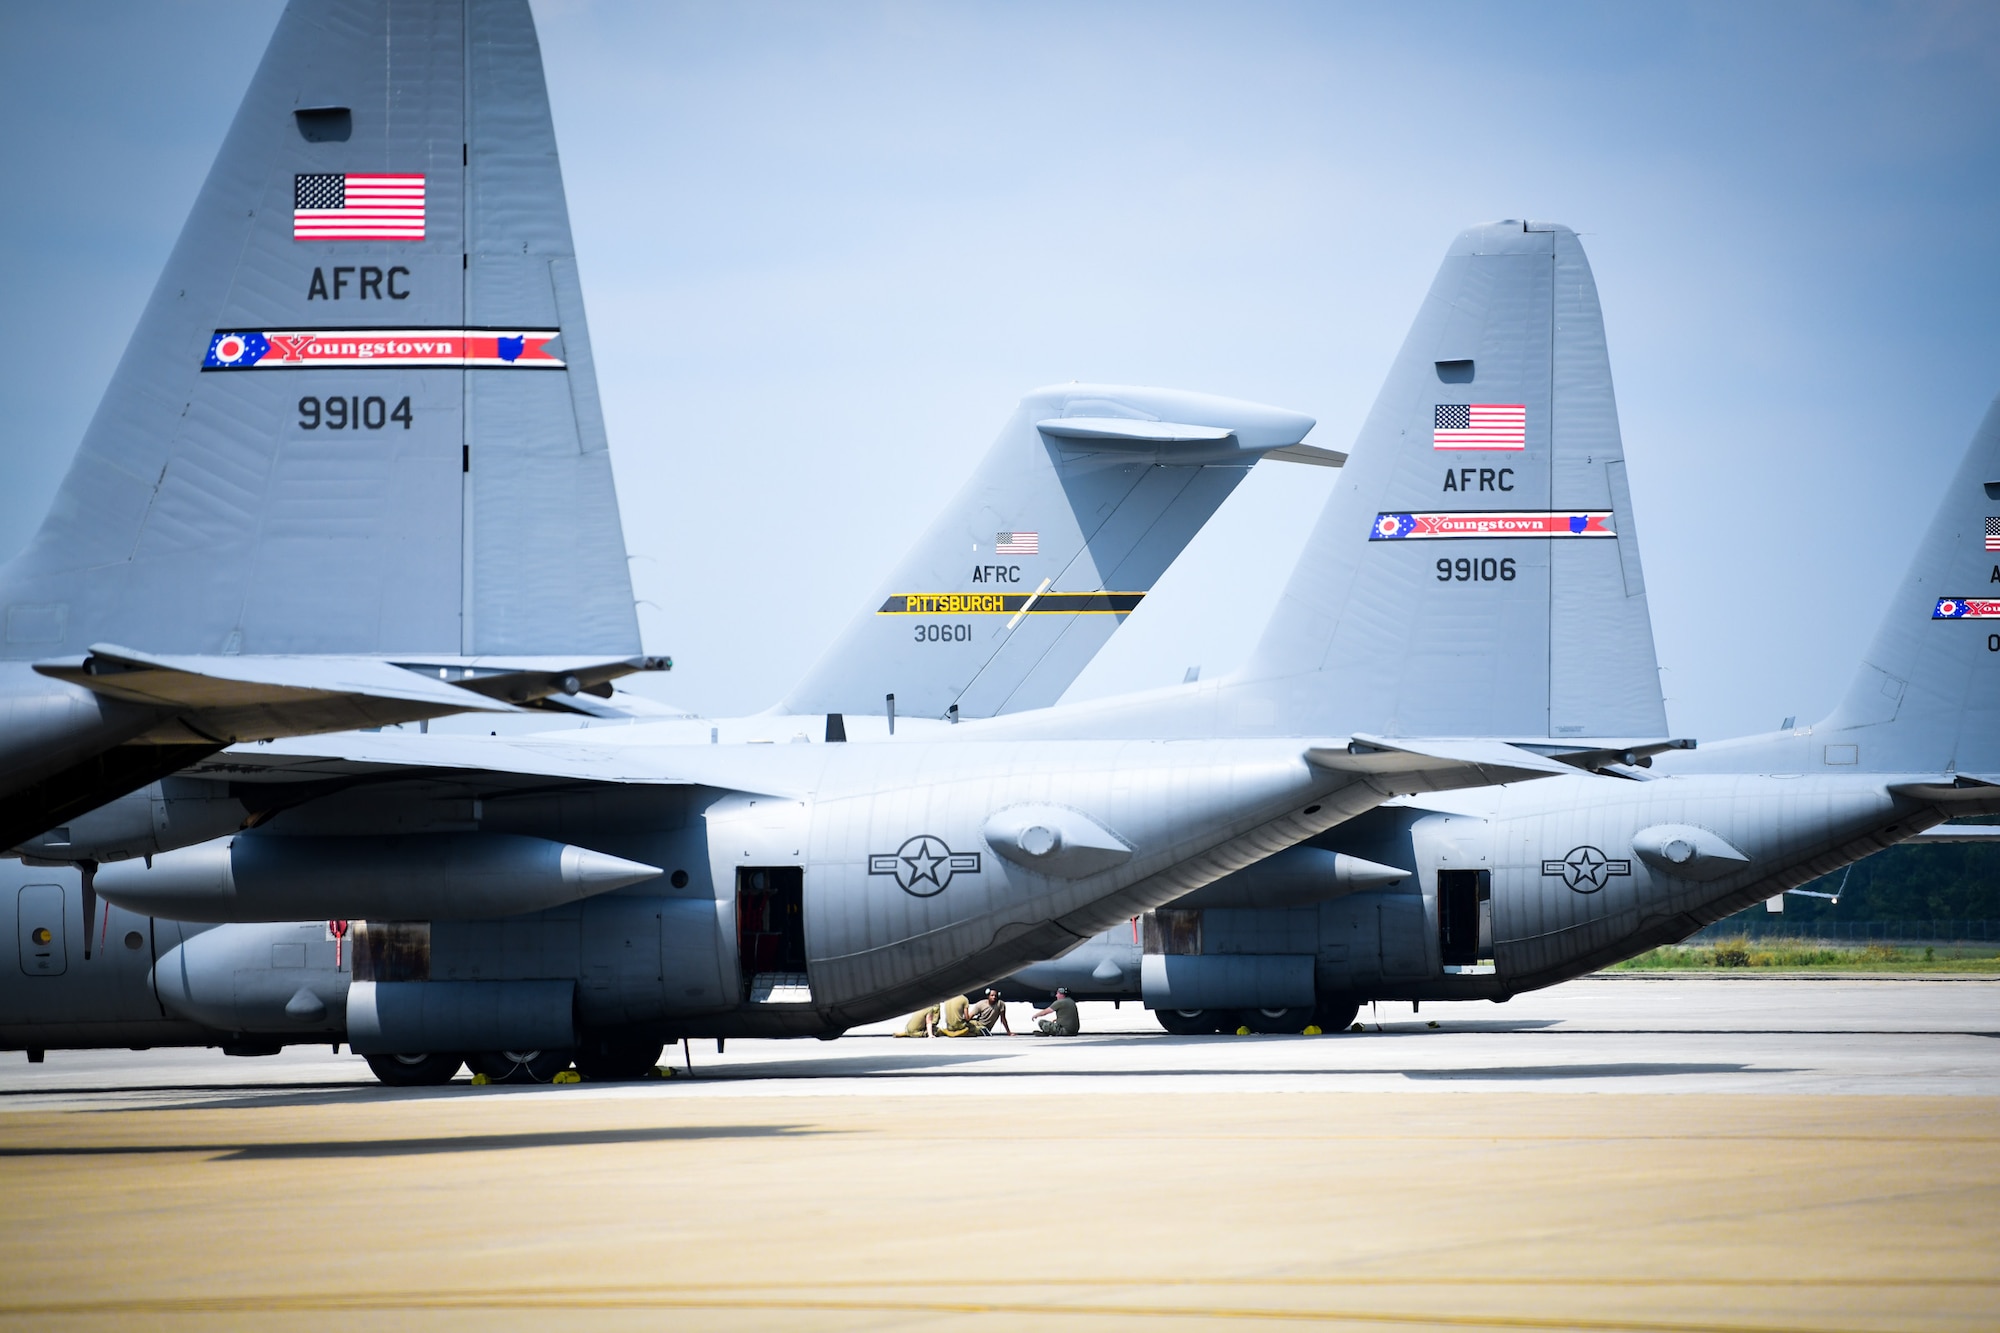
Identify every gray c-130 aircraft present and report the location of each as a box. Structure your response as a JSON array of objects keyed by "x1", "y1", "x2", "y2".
[
  {"x1": 26, "y1": 212, "x2": 1688, "y2": 1083},
  {"x1": 0, "y1": 0, "x2": 1329, "y2": 869},
  {"x1": 12, "y1": 0, "x2": 1977, "y2": 1077},
  {"x1": 0, "y1": 0, "x2": 1366, "y2": 1078},
  {"x1": 4, "y1": 41, "x2": 1686, "y2": 1079},
  {"x1": 996, "y1": 266, "x2": 2000, "y2": 1033}
]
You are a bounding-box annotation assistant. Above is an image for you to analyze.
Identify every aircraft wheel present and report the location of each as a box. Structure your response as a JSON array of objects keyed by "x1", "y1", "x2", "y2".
[
  {"x1": 1243, "y1": 1006, "x2": 1313, "y2": 1034},
  {"x1": 364, "y1": 1052, "x2": 464, "y2": 1086},
  {"x1": 1313, "y1": 994, "x2": 1362, "y2": 1032},
  {"x1": 573, "y1": 1035, "x2": 665, "y2": 1082},
  {"x1": 1153, "y1": 1008, "x2": 1219, "y2": 1035},
  {"x1": 468, "y1": 1050, "x2": 573, "y2": 1084}
]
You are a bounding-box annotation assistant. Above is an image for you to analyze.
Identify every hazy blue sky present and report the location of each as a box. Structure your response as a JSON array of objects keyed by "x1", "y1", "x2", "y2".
[{"x1": 2, "y1": 2, "x2": 1997, "y2": 741}]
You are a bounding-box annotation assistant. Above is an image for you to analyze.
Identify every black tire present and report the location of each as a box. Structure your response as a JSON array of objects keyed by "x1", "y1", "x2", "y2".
[
  {"x1": 364, "y1": 1052, "x2": 464, "y2": 1086},
  {"x1": 468, "y1": 1050, "x2": 573, "y2": 1084},
  {"x1": 1313, "y1": 994, "x2": 1362, "y2": 1032},
  {"x1": 1153, "y1": 1008, "x2": 1214, "y2": 1035},
  {"x1": 573, "y1": 1035, "x2": 665, "y2": 1082},
  {"x1": 1243, "y1": 1006, "x2": 1313, "y2": 1035}
]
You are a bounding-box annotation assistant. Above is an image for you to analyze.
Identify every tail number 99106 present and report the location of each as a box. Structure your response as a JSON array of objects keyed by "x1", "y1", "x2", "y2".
[{"x1": 1437, "y1": 557, "x2": 1516, "y2": 582}]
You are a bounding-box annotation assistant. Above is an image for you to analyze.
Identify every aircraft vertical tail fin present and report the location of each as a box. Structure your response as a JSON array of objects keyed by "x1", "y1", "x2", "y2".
[
  {"x1": 0, "y1": 0, "x2": 640, "y2": 662},
  {"x1": 1237, "y1": 221, "x2": 1667, "y2": 741},
  {"x1": 780, "y1": 385, "x2": 1320, "y2": 720},
  {"x1": 1813, "y1": 396, "x2": 2000, "y2": 774}
]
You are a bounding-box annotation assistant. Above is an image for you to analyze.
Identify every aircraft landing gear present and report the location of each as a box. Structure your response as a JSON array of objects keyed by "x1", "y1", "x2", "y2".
[
  {"x1": 1313, "y1": 994, "x2": 1362, "y2": 1032},
  {"x1": 572, "y1": 1033, "x2": 664, "y2": 1082},
  {"x1": 1242, "y1": 1006, "x2": 1313, "y2": 1035},
  {"x1": 364, "y1": 1052, "x2": 464, "y2": 1086},
  {"x1": 467, "y1": 1050, "x2": 573, "y2": 1084},
  {"x1": 1154, "y1": 1008, "x2": 1236, "y2": 1035}
]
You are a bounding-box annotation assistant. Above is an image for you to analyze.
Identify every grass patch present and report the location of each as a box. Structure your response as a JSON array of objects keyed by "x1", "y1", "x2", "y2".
[{"x1": 1611, "y1": 938, "x2": 2000, "y2": 972}]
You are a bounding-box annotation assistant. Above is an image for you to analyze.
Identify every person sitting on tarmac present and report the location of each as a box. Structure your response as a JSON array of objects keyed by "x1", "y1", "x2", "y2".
[
  {"x1": 937, "y1": 993, "x2": 976, "y2": 1037},
  {"x1": 894, "y1": 1003, "x2": 942, "y2": 1037},
  {"x1": 1031, "y1": 988, "x2": 1080, "y2": 1036},
  {"x1": 966, "y1": 988, "x2": 1013, "y2": 1036}
]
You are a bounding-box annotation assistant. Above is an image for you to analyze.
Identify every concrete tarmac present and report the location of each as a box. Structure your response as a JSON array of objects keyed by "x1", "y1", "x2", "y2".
[{"x1": 1, "y1": 976, "x2": 1995, "y2": 1330}]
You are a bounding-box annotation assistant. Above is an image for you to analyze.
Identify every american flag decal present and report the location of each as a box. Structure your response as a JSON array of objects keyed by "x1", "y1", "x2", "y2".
[
  {"x1": 994, "y1": 531, "x2": 1039, "y2": 555},
  {"x1": 1985, "y1": 516, "x2": 2000, "y2": 551},
  {"x1": 294, "y1": 173, "x2": 425, "y2": 240},
  {"x1": 1434, "y1": 403, "x2": 1526, "y2": 450}
]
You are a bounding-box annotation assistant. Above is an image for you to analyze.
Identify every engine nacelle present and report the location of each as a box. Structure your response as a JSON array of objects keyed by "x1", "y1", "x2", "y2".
[
  {"x1": 1170, "y1": 845, "x2": 1411, "y2": 908},
  {"x1": 98, "y1": 832, "x2": 662, "y2": 921}
]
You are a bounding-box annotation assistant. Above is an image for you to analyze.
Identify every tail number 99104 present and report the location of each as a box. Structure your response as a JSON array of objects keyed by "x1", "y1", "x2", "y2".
[
  {"x1": 1437, "y1": 557, "x2": 1516, "y2": 582},
  {"x1": 299, "y1": 395, "x2": 413, "y2": 430}
]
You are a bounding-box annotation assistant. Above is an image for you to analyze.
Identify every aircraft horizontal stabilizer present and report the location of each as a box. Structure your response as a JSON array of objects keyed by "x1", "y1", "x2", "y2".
[
  {"x1": 1262, "y1": 444, "x2": 1348, "y2": 469},
  {"x1": 1035, "y1": 409, "x2": 1324, "y2": 465},
  {"x1": 37, "y1": 645, "x2": 517, "y2": 717},
  {"x1": 1886, "y1": 775, "x2": 2000, "y2": 810},
  {"x1": 37, "y1": 646, "x2": 670, "y2": 733},
  {"x1": 1036, "y1": 418, "x2": 1234, "y2": 444},
  {"x1": 1034, "y1": 417, "x2": 1343, "y2": 466},
  {"x1": 385, "y1": 655, "x2": 670, "y2": 709},
  {"x1": 1509, "y1": 736, "x2": 1697, "y2": 774},
  {"x1": 1307, "y1": 735, "x2": 1576, "y2": 790}
]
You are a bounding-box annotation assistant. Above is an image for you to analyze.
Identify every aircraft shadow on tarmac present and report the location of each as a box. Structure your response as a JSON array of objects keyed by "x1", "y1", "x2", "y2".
[
  {"x1": 1401, "y1": 1062, "x2": 1792, "y2": 1080},
  {"x1": 45, "y1": 1048, "x2": 1019, "y2": 1111},
  {"x1": 0, "y1": 1125, "x2": 823, "y2": 1161}
]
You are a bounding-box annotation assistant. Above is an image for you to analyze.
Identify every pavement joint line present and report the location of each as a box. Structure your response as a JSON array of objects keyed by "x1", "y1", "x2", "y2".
[{"x1": 0, "y1": 1291, "x2": 1925, "y2": 1331}]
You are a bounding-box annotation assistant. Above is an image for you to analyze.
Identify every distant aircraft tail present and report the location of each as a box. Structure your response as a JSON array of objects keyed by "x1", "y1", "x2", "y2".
[
  {"x1": 1231, "y1": 220, "x2": 1667, "y2": 742},
  {"x1": 780, "y1": 385, "x2": 1327, "y2": 720},
  {"x1": 0, "y1": 0, "x2": 639, "y2": 661},
  {"x1": 1792, "y1": 395, "x2": 2000, "y2": 776}
]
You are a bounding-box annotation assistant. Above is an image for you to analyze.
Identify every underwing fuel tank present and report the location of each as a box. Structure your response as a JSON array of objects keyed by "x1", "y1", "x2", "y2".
[{"x1": 96, "y1": 833, "x2": 661, "y2": 922}]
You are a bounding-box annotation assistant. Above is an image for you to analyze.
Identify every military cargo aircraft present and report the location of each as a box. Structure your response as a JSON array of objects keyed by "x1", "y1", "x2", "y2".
[
  {"x1": 40, "y1": 208, "x2": 1680, "y2": 1084},
  {"x1": 0, "y1": 0, "x2": 1489, "y2": 1081},
  {"x1": 1001, "y1": 280, "x2": 2000, "y2": 1033}
]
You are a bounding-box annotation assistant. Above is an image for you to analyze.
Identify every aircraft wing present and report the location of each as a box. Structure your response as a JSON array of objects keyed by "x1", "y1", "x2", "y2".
[
  {"x1": 191, "y1": 729, "x2": 1573, "y2": 813},
  {"x1": 188, "y1": 731, "x2": 826, "y2": 804},
  {"x1": 36, "y1": 645, "x2": 669, "y2": 741}
]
